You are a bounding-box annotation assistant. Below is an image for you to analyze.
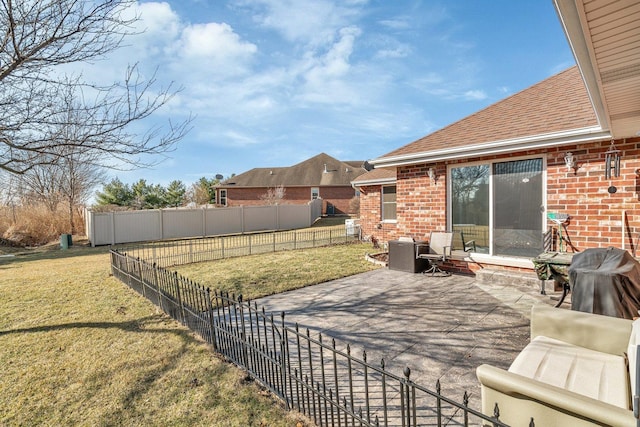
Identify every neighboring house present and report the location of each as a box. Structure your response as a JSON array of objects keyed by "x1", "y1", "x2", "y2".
[
  {"x1": 216, "y1": 153, "x2": 369, "y2": 215},
  {"x1": 353, "y1": 0, "x2": 640, "y2": 274}
]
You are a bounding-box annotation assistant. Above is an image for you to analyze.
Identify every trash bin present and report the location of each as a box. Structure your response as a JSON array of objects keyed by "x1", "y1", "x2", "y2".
[
  {"x1": 388, "y1": 240, "x2": 429, "y2": 273},
  {"x1": 345, "y1": 219, "x2": 360, "y2": 237},
  {"x1": 60, "y1": 234, "x2": 72, "y2": 249}
]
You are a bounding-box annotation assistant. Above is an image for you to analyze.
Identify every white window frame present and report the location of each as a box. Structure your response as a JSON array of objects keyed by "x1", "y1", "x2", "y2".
[
  {"x1": 219, "y1": 189, "x2": 227, "y2": 206},
  {"x1": 381, "y1": 185, "x2": 397, "y2": 222},
  {"x1": 311, "y1": 187, "x2": 320, "y2": 200}
]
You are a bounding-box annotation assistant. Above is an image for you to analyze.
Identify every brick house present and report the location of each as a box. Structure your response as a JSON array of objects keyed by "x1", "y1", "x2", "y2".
[
  {"x1": 352, "y1": 0, "x2": 640, "y2": 274},
  {"x1": 216, "y1": 153, "x2": 369, "y2": 215}
]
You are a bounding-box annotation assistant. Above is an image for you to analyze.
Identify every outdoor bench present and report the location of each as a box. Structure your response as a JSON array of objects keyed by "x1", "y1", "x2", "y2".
[{"x1": 476, "y1": 304, "x2": 639, "y2": 426}]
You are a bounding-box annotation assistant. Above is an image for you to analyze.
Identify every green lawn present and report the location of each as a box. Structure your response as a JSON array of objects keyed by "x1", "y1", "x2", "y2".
[{"x1": 0, "y1": 240, "x2": 379, "y2": 426}]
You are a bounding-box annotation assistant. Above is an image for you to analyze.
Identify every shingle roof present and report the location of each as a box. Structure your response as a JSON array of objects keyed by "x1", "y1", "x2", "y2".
[
  {"x1": 380, "y1": 66, "x2": 598, "y2": 159},
  {"x1": 220, "y1": 153, "x2": 368, "y2": 187},
  {"x1": 351, "y1": 167, "x2": 396, "y2": 185}
]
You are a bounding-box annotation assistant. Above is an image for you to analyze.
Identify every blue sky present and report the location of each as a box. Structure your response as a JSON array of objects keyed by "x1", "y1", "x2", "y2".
[{"x1": 91, "y1": 0, "x2": 575, "y2": 187}]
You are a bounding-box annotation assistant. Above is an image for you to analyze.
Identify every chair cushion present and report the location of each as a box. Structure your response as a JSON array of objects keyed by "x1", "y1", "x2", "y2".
[{"x1": 509, "y1": 335, "x2": 630, "y2": 409}]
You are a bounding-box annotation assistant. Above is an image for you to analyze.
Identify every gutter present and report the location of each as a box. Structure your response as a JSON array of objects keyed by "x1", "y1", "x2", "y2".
[
  {"x1": 370, "y1": 126, "x2": 611, "y2": 168},
  {"x1": 351, "y1": 176, "x2": 396, "y2": 189}
]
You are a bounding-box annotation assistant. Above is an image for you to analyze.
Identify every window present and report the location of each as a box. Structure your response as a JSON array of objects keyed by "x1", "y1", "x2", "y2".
[
  {"x1": 451, "y1": 165, "x2": 489, "y2": 253},
  {"x1": 450, "y1": 157, "x2": 543, "y2": 257},
  {"x1": 382, "y1": 185, "x2": 396, "y2": 221},
  {"x1": 311, "y1": 187, "x2": 319, "y2": 200},
  {"x1": 219, "y1": 189, "x2": 227, "y2": 206}
]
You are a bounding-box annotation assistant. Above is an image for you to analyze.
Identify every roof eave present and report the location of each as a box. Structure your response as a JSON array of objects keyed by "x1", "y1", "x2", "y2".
[
  {"x1": 351, "y1": 177, "x2": 397, "y2": 188},
  {"x1": 553, "y1": 0, "x2": 610, "y2": 131},
  {"x1": 370, "y1": 126, "x2": 611, "y2": 168}
]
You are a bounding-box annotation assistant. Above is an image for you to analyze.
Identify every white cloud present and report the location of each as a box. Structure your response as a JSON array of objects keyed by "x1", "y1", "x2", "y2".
[
  {"x1": 375, "y1": 45, "x2": 411, "y2": 59},
  {"x1": 462, "y1": 89, "x2": 487, "y2": 100},
  {"x1": 239, "y1": 0, "x2": 365, "y2": 46},
  {"x1": 135, "y1": 2, "x2": 182, "y2": 38},
  {"x1": 295, "y1": 26, "x2": 363, "y2": 104},
  {"x1": 178, "y1": 22, "x2": 257, "y2": 61},
  {"x1": 378, "y1": 17, "x2": 411, "y2": 30},
  {"x1": 222, "y1": 130, "x2": 259, "y2": 146}
]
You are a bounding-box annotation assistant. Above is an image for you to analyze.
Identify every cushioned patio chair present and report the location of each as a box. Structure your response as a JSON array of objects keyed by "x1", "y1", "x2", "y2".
[{"x1": 416, "y1": 231, "x2": 453, "y2": 276}]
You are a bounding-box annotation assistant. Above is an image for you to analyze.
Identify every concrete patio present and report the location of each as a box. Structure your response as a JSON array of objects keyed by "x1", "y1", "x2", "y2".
[{"x1": 256, "y1": 268, "x2": 558, "y2": 411}]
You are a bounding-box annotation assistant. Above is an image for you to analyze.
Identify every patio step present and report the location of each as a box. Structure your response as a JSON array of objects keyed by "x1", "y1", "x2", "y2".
[{"x1": 475, "y1": 268, "x2": 543, "y2": 291}]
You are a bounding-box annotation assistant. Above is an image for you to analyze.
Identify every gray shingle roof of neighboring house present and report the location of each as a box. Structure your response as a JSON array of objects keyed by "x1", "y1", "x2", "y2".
[{"x1": 219, "y1": 153, "x2": 369, "y2": 187}]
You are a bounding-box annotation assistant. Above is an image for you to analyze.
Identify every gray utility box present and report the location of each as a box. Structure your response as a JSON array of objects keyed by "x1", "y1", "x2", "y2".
[{"x1": 388, "y1": 240, "x2": 429, "y2": 273}]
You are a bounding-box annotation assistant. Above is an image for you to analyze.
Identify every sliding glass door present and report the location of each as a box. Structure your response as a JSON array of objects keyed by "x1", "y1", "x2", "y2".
[
  {"x1": 492, "y1": 158, "x2": 543, "y2": 257},
  {"x1": 450, "y1": 157, "x2": 543, "y2": 257}
]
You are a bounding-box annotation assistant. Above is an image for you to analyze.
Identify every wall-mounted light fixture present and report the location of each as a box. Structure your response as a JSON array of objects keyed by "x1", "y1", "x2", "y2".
[
  {"x1": 427, "y1": 167, "x2": 436, "y2": 182},
  {"x1": 564, "y1": 152, "x2": 576, "y2": 172},
  {"x1": 605, "y1": 141, "x2": 621, "y2": 179}
]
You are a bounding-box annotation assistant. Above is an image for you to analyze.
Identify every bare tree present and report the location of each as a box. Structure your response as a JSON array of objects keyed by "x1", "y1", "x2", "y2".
[
  {"x1": 0, "y1": 0, "x2": 191, "y2": 175},
  {"x1": 17, "y1": 85, "x2": 111, "y2": 232},
  {"x1": 260, "y1": 185, "x2": 286, "y2": 205}
]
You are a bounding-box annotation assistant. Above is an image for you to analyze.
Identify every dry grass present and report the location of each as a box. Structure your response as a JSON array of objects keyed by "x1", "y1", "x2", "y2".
[
  {"x1": 0, "y1": 202, "x2": 85, "y2": 247},
  {"x1": 0, "y1": 237, "x2": 379, "y2": 426}
]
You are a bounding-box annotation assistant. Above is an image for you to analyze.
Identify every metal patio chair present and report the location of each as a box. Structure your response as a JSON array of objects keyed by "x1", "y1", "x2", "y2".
[{"x1": 416, "y1": 231, "x2": 453, "y2": 276}]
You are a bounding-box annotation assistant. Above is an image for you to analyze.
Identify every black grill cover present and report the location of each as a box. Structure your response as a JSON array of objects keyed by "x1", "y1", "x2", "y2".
[{"x1": 568, "y1": 247, "x2": 640, "y2": 319}]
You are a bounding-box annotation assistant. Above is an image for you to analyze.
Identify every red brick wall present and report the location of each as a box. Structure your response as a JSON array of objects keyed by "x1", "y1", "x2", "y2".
[
  {"x1": 360, "y1": 137, "x2": 640, "y2": 257},
  {"x1": 359, "y1": 185, "x2": 398, "y2": 242},
  {"x1": 396, "y1": 164, "x2": 447, "y2": 240},
  {"x1": 317, "y1": 186, "x2": 358, "y2": 214},
  {"x1": 225, "y1": 186, "x2": 358, "y2": 215},
  {"x1": 544, "y1": 137, "x2": 640, "y2": 251}
]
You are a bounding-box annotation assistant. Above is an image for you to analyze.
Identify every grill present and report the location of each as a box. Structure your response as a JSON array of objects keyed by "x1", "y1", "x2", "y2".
[{"x1": 568, "y1": 247, "x2": 640, "y2": 319}]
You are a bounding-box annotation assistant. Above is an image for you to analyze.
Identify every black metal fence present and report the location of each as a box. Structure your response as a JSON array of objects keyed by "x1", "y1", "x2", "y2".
[
  {"x1": 116, "y1": 227, "x2": 358, "y2": 268},
  {"x1": 109, "y1": 249, "x2": 523, "y2": 426}
]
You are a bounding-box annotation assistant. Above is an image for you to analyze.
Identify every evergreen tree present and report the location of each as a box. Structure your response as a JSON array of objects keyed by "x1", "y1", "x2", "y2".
[
  {"x1": 95, "y1": 178, "x2": 133, "y2": 206},
  {"x1": 165, "y1": 180, "x2": 186, "y2": 207}
]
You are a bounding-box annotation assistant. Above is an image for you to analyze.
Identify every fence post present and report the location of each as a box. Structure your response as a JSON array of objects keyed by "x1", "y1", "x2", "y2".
[
  {"x1": 153, "y1": 263, "x2": 164, "y2": 313},
  {"x1": 152, "y1": 246, "x2": 157, "y2": 267},
  {"x1": 206, "y1": 288, "x2": 218, "y2": 351},
  {"x1": 174, "y1": 271, "x2": 186, "y2": 324},
  {"x1": 238, "y1": 295, "x2": 249, "y2": 369},
  {"x1": 281, "y1": 312, "x2": 290, "y2": 411},
  {"x1": 137, "y1": 257, "x2": 146, "y2": 297}
]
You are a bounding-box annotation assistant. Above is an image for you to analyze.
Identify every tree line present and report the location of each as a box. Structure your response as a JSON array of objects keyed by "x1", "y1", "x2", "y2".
[{"x1": 95, "y1": 177, "x2": 221, "y2": 209}]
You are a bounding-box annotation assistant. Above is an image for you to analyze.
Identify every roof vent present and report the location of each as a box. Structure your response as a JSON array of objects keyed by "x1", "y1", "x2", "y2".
[
  {"x1": 269, "y1": 170, "x2": 273, "y2": 175},
  {"x1": 324, "y1": 163, "x2": 328, "y2": 173}
]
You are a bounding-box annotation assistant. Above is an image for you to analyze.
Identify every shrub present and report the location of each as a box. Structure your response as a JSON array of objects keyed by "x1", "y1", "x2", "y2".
[{"x1": 0, "y1": 202, "x2": 85, "y2": 246}]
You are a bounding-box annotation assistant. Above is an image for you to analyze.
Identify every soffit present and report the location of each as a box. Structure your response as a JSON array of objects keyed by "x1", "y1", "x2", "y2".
[{"x1": 556, "y1": 0, "x2": 640, "y2": 138}]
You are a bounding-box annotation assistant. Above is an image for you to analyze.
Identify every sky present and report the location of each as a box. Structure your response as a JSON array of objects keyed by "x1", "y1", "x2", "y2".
[{"x1": 86, "y1": 0, "x2": 576, "y2": 188}]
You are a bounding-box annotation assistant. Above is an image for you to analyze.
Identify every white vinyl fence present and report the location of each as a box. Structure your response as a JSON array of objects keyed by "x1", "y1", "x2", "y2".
[{"x1": 86, "y1": 199, "x2": 323, "y2": 246}]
